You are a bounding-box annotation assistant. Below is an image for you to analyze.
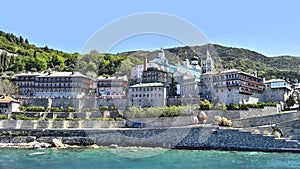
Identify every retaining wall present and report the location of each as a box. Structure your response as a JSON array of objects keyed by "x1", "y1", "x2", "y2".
[
  {"x1": 0, "y1": 127, "x2": 299, "y2": 152},
  {"x1": 0, "y1": 120, "x2": 126, "y2": 129}
]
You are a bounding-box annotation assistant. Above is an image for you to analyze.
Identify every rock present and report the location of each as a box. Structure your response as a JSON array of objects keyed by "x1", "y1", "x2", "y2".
[
  {"x1": 89, "y1": 144, "x2": 99, "y2": 149},
  {"x1": 52, "y1": 138, "x2": 65, "y2": 149},
  {"x1": 33, "y1": 143, "x2": 42, "y2": 149},
  {"x1": 40, "y1": 142, "x2": 51, "y2": 148},
  {"x1": 109, "y1": 144, "x2": 118, "y2": 148}
]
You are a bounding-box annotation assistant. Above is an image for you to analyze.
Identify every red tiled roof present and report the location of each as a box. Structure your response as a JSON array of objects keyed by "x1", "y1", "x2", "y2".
[{"x1": 0, "y1": 96, "x2": 20, "y2": 103}]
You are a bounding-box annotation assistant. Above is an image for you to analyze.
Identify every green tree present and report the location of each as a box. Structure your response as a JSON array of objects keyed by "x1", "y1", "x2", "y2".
[{"x1": 286, "y1": 95, "x2": 296, "y2": 107}]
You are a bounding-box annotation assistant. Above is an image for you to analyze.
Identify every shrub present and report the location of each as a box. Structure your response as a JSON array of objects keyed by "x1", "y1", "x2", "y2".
[
  {"x1": 239, "y1": 104, "x2": 249, "y2": 110},
  {"x1": 213, "y1": 103, "x2": 227, "y2": 111},
  {"x1": 199, "y1": 100, "x2": 212, "y2": 110},
  {"x1": 67, "y1": 106, "x2": 75, "y2": 112},
  {"x1": 214, "y1": 116, "x2": 232, "y2": 127},
  {"x1": 22, "y1": 106, "x2": 45, "y2": 112},
  {"x1": 0, "y1": 114, "x2": 8, "y2": 120},
  {"x1": 227, "y1": 103, "x2": 240, "y2": 110},
  {"x1": 100, "y1": 106, "x2": 109, "y2": 111}
]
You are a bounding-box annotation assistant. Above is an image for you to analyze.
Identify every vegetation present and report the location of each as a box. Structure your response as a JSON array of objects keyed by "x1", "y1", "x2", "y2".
[
  {"x1": 19, "y1": 106, "x2": 45, "y2": 112},
  {"x1": 125, "y1": 106, "x2": 190, "y2": 118},
  {"x1": 285, "y1": 95, "x2": 296, "y2": 108},
  {"x1": 0, "y1": 30, "x2": 141, "y2": 79},
  {"x1": 227, "y1": 102, "x2": 277, "y2": 110},
  {"x1": 213, "y1": 102, "x2": 227, "y2": 111},
  {"x1": 199, "y1": 100, "x2": 212, "y2": 110},
  {"x1": 0, "y1": 80, "x2": 18, "y2": 95},
  {"x1": 214, "y1": 116, "x2": 232, "y2": 127},
  {"x1": 0, "y1": 114, "x2": 8, "y2": 120}
]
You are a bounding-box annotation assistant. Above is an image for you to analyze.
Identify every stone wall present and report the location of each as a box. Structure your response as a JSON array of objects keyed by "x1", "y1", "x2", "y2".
[
  {"x1": 20, "y1": 98, "x2": 128, "y2": 110},
  {"x1": 0, "y1": 127, "x2": 299, "y2": 152},
  {"x1": 0, "y1": 120, "x2": 126, "y2": 129},
  {"x1": 233, "y1": 111, "x2": 300, "y2": 128}
]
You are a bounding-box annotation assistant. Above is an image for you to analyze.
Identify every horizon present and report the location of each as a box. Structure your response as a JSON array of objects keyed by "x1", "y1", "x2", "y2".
[{"x1": 0, "y1": 0, "x2": 300, "y2": 57}]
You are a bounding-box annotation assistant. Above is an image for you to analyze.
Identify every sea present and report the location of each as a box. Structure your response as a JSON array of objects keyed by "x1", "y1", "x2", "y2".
[{"x1": 0, "y1": 147, "x2": 299, "y2": 169}]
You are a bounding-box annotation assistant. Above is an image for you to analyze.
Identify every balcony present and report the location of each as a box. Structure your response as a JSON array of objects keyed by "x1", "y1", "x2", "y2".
[{"x1": 239, "y1": 89, "x2": 253, "y2": 95}]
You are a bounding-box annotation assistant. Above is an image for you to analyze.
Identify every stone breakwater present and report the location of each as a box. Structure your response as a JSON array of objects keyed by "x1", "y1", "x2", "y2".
[{"x1": 0, "y1": 126, "x2": 300, "y2": 152}]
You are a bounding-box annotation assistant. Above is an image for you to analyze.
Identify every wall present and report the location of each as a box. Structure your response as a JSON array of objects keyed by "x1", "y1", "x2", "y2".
[
  {"x1": 233, "y1": 111, "x2": 300, "y2": 128},
  {"x1": 0, "y1": 127, "x2": 299, "y2": 152},
  {"x1": 20, "y1": 98, "x2": 128, "y2": 110},
  {"x1": 0, "y1": 120, "x2": 126, "y2": 129}
]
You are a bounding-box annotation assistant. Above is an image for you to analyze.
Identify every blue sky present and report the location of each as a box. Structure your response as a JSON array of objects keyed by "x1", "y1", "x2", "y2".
[{"x1": 0, "y1": 0, "x2": 299, "y2": 56}]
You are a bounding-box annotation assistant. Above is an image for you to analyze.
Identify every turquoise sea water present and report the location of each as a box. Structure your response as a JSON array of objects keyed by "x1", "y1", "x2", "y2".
[{"x1": 0, "y1": 148, "x2": 299, "y2": 169}]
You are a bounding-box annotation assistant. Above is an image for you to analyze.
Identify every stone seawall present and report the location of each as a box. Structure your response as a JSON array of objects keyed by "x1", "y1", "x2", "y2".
[
  {"x1": 0, "y1": 126, "x2": 299, "y2": 152},
  {"x1": 0, "y1": 120, "x2": 126, "y2": 129}
]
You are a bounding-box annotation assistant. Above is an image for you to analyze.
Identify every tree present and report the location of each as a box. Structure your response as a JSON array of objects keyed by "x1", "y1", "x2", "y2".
[
  {"x1": 199, "y1": 100, "x2": 212, "y2": 110},
  {"x1": 286, "y1": 95, "x2": 296, "y2": 107},
  {"x1": 0, "y1": 80, "x2": 18, "y2": 95},
  {"x1": 25, "y1": 38, "x2": 29, "y2": 44}
]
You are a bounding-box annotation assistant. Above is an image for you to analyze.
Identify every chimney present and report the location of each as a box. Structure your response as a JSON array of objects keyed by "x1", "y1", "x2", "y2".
[{"x1": 144, "y1": 56, "x2": 148, "y2": 72}]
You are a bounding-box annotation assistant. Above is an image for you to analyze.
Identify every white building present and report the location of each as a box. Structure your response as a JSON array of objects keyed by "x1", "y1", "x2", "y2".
[
  {"x1": 15, "y1": 71, "x2": 94, "y2": 98},
  {"x1": 263, "y1": 79, "x2": 292, "y2": 103},
  {"x1": 128, "y1": 82, "x2": 167, "y2": 107},
  {"x1": 0, "y1": 95, "x2": 20, "y2": 113},
  {"x1": 96, "y1": 75, "x2": 128, "y2": 96}
]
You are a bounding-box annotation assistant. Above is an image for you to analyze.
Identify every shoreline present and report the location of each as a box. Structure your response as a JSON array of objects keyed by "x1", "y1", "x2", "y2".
[
  {"x1": 1, "y1": 142, "x2": 300, "y2": 154},
  {"x1": 0, "y1": 126, "x2": 300, "y2": 153}
]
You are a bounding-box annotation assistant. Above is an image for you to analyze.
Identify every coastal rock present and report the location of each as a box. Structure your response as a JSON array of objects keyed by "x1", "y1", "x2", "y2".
[
  {"x1": 109, "y1": 144, "x2": 118, "y2": 148},
  {"x1": 52, "y1": 138, "x2": 65, "y2": 149},
  {"x1": 89, "y1": 144, "x2": 99, "y2": 149}
]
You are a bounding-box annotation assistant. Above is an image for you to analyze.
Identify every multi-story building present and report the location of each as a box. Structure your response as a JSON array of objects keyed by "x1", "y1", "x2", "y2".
[
  {"x1": 15, "y1": 72, "x2": 42, "y2": 96},
  {"x1": 200, "y1": 69, "x2": 264, "y2": 104},
  {"x1": 142, "y1": 67, "x2": 172, "y2": 84},
  {"x1": 128, "y1": 82, "x2": 167, "y2": 107},
  {"x1": 263, "y1": 79, "x2": 292, "y2": 103},
  {"x1": 96, "y1": 75, "x2": 128, "y2": 96},
  {"x1": 15, "y1": 71, "x2": 94, "y2": 98}
]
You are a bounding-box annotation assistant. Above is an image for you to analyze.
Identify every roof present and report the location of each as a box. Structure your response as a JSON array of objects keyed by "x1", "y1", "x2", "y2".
[
  {"x1": 38, "y1": 71, "x2": 90, "y2": 78},
  {"x1": 97, "y1": 75, "x2": 128, "y2": 81},
  {"x1": 264, "y1": 79, "x2": 286, "y2": 84},
  {"x1": 0, "y1": 95, "x2": 20, "y2": 103},
  {"x1": 130, "y1": 82, "x2": 165, "y2": 88},
  {"x1": 15, "y1": 72, "x2": 43, "y2": 77}
]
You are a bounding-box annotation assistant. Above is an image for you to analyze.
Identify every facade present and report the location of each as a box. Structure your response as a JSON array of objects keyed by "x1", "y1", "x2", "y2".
[
  {"x1": 263, "y1": 79, "x2": 292, "y2": 102},
  {"x1": 15, "y1": 72, "x2": 42, "y2": 96},
  {"x1": 200, "y1": 69, "x2": 264, "y2": 104},
  {"x1": 142, "y1": 67, "x2": 172, "y2": 84},
  {"x1": 96, "y1": 76, "x2": 128, "y2": 96},
  {"x1": 128, "y1": 83, "x2": 167, "y2": 107},
  {"x1": 0, "y1": 95, "x2": 20, "y2": 113},
  {"x1": 15, "y1": 71, "x2": 94, "y2": 98}
]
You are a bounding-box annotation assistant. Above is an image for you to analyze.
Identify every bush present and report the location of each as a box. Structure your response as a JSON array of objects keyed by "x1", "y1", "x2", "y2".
[
  {"x1": 100, "y1": 106, "x2": 109, "y2": 111},
  {"x1": 213, "y1": 103, "x2": 227, "y2": 111},
  {"x1": 199, "y1": 100, "x2": 212, "y2": 110},
  {"x1": 239, "y1": 104, "x2": 249, "y2": 110},
  {"x1": 22, "y1": 106, "x2": 45, "y2": 112},
  {"x1": 214, "y1": 116, "x2": 232, "y2": 127},
  {"x1": 227, "y1": 103, "x2": 240, "y2": 110},
  {"x1": 125, "y1": 106, "x2": 188, "y2": 118},
  {"x1": 67, "y1": 106, "x2": 75, "y2": 112},
  {"x1": 0, "y1": 114, "x2": 8, "y2": 120}
]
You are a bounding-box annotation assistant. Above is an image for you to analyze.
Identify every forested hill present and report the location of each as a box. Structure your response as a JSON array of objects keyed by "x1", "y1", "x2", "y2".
[{"x1": 0, "y1": 30, "x2": 299, "y2": 82}]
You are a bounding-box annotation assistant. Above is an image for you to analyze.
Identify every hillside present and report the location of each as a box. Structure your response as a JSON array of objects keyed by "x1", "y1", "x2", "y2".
[
  {"x1": 119, "y1": 44, "x2": 300, "y2": 82},
  {"x1": 0, "y1": 30, "x2": 299, "y2": 82}
]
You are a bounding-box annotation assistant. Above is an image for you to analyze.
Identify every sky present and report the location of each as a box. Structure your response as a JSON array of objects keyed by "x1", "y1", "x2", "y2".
[{"x1": 0, "y1": 0, "x2": 300, "y2": 56}]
